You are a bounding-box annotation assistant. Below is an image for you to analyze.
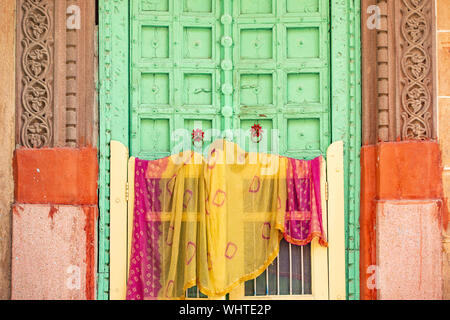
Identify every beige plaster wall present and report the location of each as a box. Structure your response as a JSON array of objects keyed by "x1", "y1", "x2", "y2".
[
  {"x1": 0, "y1": 0, "x2": 16, "y2": 300},
  {"x1": 436, "y1": 0, "x2": 450, "y2": 300}
]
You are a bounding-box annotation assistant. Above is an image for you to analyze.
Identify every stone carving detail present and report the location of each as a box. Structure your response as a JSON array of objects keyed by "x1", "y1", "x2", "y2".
[
  {"x1": 376, "y1": 0, "x2": 390, "y2": 142},
  {"x1": 17, "y1": 0, "x2": 96, "y2": 147},
  {"x1": 66, "y1": 0, "x2": 79, "y2": 147},
  {"x1": 19, "y1": 0, "x2": 53, "y2": 148},
  {"x1": 400, "y1": 0, "x2": 433, "y2": 140},
  {"x1": 370, "y1": 0, "x2": 435, "y2": 142}
]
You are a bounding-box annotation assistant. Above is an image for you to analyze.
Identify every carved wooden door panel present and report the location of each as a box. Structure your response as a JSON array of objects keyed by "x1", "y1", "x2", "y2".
[
  {"x1": 130, "y1": 0, "x2": 223, "y2": 159},
  {"x1": 231, "y1": 0, "x2": 330, "y2": 159},
  {"x1": 130, "y1": 0, "x2": 329, "y2": 159}
]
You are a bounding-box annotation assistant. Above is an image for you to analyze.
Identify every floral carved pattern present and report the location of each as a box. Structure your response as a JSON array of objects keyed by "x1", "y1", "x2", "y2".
[
  {"x1": 400, "y1": 0, "x2": 433, "y2": 140},
  {"x1": 19, "y1": 0, "x2": 53, "y2": 148}
]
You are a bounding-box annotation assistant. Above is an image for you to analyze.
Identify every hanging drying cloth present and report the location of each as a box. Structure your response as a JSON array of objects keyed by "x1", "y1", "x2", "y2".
[
  {"x1": 126, "y1": 140, "x2": 327, "y2": 300},
  {"x1": 284, "y1": 156, "x2": 328, "y2": 247}
]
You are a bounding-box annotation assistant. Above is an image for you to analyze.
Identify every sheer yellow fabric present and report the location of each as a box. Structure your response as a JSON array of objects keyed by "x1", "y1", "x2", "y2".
[
  {"x1": 128, "y1": 140, "x2": 327, "y2": 299},
  {"x1": 160, "y1": 140, "x2": 286, "y2": 298}
]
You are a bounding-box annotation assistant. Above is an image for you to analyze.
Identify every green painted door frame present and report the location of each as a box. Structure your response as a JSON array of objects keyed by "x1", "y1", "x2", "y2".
[{"x1": 98, "y1": 0, "x2": 361, "y2": 300}]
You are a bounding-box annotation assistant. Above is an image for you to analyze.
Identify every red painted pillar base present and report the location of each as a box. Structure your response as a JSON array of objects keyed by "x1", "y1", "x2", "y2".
[
  {"x1": 360, "y1": 141, "x2": 445, "y2": 300},
  {"x1": 360, "y1": 145, "x2": 377, "y2": 300},
  {"x1": 12, "y1": 148, "x2": 98, "y2": 300}
]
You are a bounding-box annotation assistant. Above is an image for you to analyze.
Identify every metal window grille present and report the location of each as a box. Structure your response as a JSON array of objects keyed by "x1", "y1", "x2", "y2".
[{"x1": 185, "y1": 239, "x2": 312, "y2": 299}]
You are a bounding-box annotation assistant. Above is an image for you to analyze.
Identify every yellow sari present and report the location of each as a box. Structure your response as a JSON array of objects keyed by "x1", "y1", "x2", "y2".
[{"x1": 127, "y1": 140, "x2": 326, "y2": 299}]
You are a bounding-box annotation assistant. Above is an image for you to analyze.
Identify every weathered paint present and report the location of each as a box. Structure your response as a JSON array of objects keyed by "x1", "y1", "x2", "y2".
[
  {"x1": 330, "y1": 0, "x2": 361, "y2": 299},
  {"x1": 12, "y1": 204, "x2": 97, "y2": 300},
  {"x1": 359, "y1": 141, "x2": 444, "y2": 299},
  {"x1": 98, "y1": 0, "x2": 130, "y2": 300},
  {"x1": 0, "y1": 0, "x2": 15, "y2": 300},
  {"x1": 377, "y1": 141, "x2": 442, "y2": 200},
  {"x1": 98, "y1": 0, "x2": 362, "y2": 299},
  {"x1": 14, "y1": 148, "x2": 98, "y2": 205},
  {"x1": 130, "y1": 0, "x2": 330, "y2": 160},
  {"x1": 83, "y1": 206, "x2": 97, "y2": 300},
  {"x1": 11, "y1": 147, "x2": 98, "y2": 299},
  {"x1": 359, "y1": 145, "x2": 377, "y2": 300}
]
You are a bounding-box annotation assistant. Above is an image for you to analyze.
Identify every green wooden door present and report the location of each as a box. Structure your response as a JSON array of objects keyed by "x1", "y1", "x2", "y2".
[
  {"x1": 129, "y1": 0, "x2": 330, "y2": 299},
  {"x1": 130, "y1": 0, "x2": 329, "y2": 159}
]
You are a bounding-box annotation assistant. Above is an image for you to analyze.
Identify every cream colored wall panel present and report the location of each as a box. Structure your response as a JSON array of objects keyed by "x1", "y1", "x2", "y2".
[
  {"x1": 110, "y1": 141, "x2": 129, "y2": 300},
  {"x1": 327, "y1": 141, "x2": 346, "y2": 300}
]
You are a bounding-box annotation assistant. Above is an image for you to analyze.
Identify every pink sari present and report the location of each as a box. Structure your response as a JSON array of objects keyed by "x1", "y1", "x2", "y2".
[{"x1": 284, "y1": 157, "x2": 328, "y2": 247}]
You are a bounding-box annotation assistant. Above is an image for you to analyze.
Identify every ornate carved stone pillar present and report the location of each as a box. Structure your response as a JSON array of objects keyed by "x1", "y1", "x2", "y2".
[
  {"x1": 397, "y1": 0, "x2": 436, "y2": 140},
  {"x1": 16, "y1": 0, "x2": 96, "y2": 148},
  {"x1": 362, "y1": 0, "x2": 436, "y2": 143},
  {"x1": 360, "y1": 0, "x2": 442, "y2": 301},
  {"x1": 16, "y1": 0, "x2": 55, "y2": 148}
]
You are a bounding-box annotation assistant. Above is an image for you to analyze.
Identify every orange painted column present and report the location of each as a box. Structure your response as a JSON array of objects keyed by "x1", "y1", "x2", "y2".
[
  {"x1": 12, "y1": 148, "x2": 98, "y2": 300},
  {"x1": 14, "y1": 148, "x2": 98, "y2": 204},
  {"x1": 376, "y1": 142, "x2": 443, "y2": 299},
  {"x1": 360, "y1": 141, "x2": 444, "y2": 299},
  {"x1": 359, "y1": 145, "x2": 377, "y2": 300}
]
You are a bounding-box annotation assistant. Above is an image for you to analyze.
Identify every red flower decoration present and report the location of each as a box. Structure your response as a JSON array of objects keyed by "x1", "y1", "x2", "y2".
[
  {"x1": 251, "y1": 124, "x2": 263, "y2": 143},
  {"x1": 192, "y1": 129, "x2": 204, "y2": 144},
  {"x1": 251, "y1": 124, "x2": 262, "y2": 137}
]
